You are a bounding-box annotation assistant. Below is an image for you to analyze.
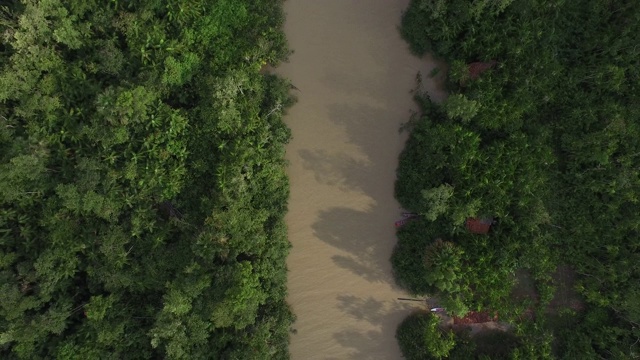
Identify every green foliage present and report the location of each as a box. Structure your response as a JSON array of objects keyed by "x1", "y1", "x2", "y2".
[
  {"x1": 442, "y1": 94, "x2": 481, "y2": 122},
  {"x1": 396, "y1": 312, "x2": 456, "y2": 360},
  {"x1": 424, "y1": 239, "x2": 465, "y2": 294},
  {"x1": 438, "y1": 295, "x2": 469, "y2": 319},
  {"x1": 394, "y1": 0, "x2": 640, "y2": 358},
  {"x1": 421, "y1": 184, "x2": 453, "y2": 221},
  {"x1": 391, "y1": 218, "x2": 441, "y2": 294},
  {"x1": 0, "y1": 0, "x2": 294, "y2": 358}
]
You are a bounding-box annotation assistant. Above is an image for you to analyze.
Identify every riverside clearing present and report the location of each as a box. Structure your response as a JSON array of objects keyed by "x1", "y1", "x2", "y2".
[{"x1": 277, "y1": 1, "x2": 446, "y2": 359}]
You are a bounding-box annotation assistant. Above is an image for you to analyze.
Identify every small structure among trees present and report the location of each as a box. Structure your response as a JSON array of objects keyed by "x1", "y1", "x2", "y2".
[
  {"x1": 464, "y1": 217, "x2": 495, "y2": 234},
  {"x1": 453, "y1": 311, "x2": 498, "y2": 325},
  {"x1": 468, "y1": 60, "x2": 498, "y2": 80}
]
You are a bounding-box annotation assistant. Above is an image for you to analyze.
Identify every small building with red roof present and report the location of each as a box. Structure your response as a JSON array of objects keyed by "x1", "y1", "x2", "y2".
[{"x1": 465, "y1": 217, "x2": 494, "y2": 234}]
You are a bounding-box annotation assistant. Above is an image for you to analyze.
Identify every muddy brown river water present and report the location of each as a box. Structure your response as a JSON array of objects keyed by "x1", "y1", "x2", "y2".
[{"x1": 276, "y1": 1, "x2": 446, "y2": 359}]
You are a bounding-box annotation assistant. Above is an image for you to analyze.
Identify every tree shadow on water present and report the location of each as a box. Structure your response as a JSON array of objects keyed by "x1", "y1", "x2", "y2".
[
  {"x1": 298, "y1": 149, "x2": 370, "y2": 193},
  {"x1": 300, "y1": 102, "x2": 408, "y2": 284},
  {"x1": 336, "y1": 295, "x2": 413, "y2": 325},
  {"x1": 312, "y1": 207, "x2": 399, "y2": 284},
  {"x1": 331, "y1": 295, "x2": 416, "y2": 359}
]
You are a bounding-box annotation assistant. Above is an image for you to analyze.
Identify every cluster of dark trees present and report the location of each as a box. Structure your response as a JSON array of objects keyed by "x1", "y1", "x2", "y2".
[
  {"x1": 392, "y1": 0, "x2": 640, "y2": 358},
  {"x1": 0, "y1": 0, "x2": 295, "y2": 358}
]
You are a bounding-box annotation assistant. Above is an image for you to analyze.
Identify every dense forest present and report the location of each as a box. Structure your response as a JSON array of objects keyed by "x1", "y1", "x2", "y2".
[
  {"x1": 0, "y1": 0, "x2": 295, "y2": 358},
  {"x1": 393, "y1": 0, "x2": 640, "y2": 358}
]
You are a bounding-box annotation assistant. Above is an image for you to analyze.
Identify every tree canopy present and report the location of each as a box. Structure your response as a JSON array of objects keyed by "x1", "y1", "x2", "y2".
[
  {"x1": 393, "y1": 0, "x2": 640, "y2": 358},
  {"x1": 0, "y1": 0, "x2": 295, "y2": 358}
]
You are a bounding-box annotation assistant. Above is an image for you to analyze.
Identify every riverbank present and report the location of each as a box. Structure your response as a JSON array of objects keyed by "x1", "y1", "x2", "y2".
[{"x1": 277, "y1": 1, "x2": 445, "y2": 358}]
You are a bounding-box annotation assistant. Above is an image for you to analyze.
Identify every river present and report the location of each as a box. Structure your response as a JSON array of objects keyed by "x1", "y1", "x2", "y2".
[{"x1": 276, "y1": 1, "x2": 445, "y2": 359}]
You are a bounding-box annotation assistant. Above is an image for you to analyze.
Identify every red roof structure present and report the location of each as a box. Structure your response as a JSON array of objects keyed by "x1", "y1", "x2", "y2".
[
  {"x1": 468, "y1": 60, "x2": 497, "y2": 80},
  {"x1": 465, "y1": 217, "x2": 493, "y2": 234},
  {"x1": 453, "y1": 311, "x2": 498, "y2": 325}
]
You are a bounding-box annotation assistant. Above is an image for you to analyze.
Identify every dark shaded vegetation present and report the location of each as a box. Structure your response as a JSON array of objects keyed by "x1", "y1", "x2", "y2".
[
  {"x1": 396, "y1": 312, "x2": 455, "y2": 360},
  {"x1": 393, "y1": 0, "x2": 640, "y2": 358},
  {"x1": 0, "y1": 0, "x2": 295, "y2": 358},
  {"x1": 469, "y1": 329, "x2": 520, "y2": 359}
]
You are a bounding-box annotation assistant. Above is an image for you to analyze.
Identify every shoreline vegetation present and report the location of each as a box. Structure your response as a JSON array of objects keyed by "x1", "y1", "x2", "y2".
[
  {"x1": 393, "y1": 0, "x2": 640, "y2": 358},
  {"x1": 0, "y1": 0, "x2": 295, "y2": 358}
]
